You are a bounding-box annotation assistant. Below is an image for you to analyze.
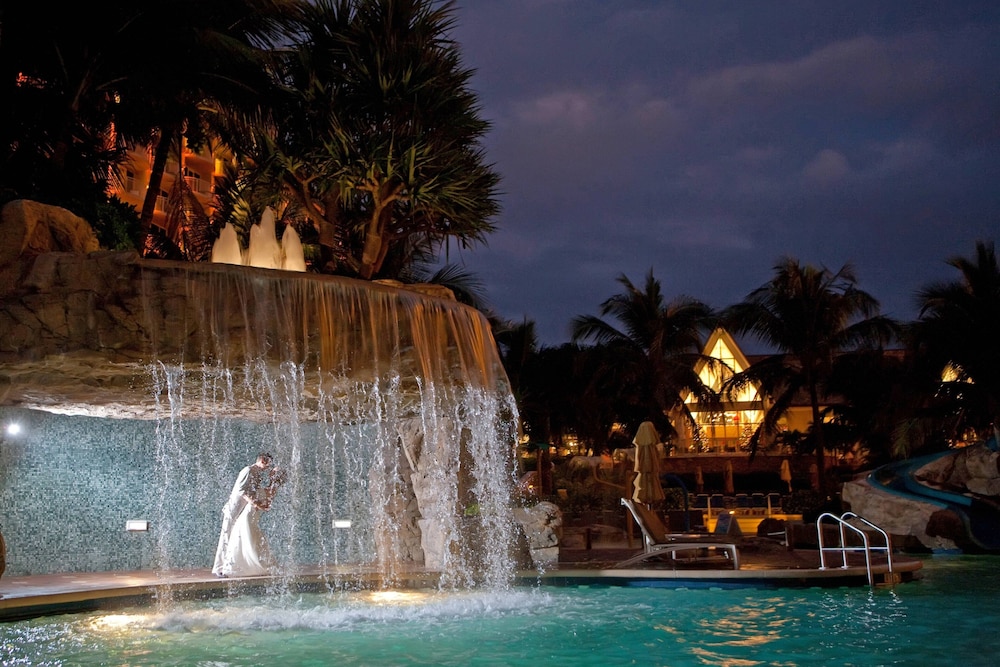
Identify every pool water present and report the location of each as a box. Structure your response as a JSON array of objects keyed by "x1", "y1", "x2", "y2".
[{"x1": 2, "y1": 556, "x2": 998, "y2": 666}]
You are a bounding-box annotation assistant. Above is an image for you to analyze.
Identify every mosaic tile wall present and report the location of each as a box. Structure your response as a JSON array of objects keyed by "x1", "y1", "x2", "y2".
[
  {"x1": 0, "y1": 407, "x2": 379, "y2": 577},
  {"x1": 1, "y1": 409, "x2": 160, "y2": 575}
]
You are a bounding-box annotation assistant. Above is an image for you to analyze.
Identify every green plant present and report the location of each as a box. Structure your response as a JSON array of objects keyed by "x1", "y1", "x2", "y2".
[
  {"x1": 783, "y1": 489, "x2": 824, "y2": 516},
  {"x1": 89, "y1": 196, "x2": 142, "y2": 250}
]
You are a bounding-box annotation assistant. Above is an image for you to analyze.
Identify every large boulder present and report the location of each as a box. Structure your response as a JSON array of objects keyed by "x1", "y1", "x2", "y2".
[
  {"x1": 0, "y1": 200, "x2": 99, "y2": 267},
  {"x1": 916, "y1": 445, "x2": 1000, "y2": 496},
  {"x1": 513, "y1": 501, "x2": 562, "y2": 567},
  {"x1": 841, "y1": 478, "x2": 959, "y2": 552}
]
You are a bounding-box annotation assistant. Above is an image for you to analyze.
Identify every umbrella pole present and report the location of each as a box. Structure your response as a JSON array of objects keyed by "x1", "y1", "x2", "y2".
[{"x1": 626, "y1": 470, "x2": 636, "y2": 548}]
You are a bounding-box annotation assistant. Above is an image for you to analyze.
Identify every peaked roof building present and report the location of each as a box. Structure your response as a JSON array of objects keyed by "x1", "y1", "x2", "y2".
[{"x1": 674, "y1": 328, "x2": 820, "y2": 456}]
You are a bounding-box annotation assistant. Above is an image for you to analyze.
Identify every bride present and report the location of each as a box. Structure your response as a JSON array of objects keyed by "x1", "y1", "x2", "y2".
[{"x1": 216, "y1": 465, "x2": 286, "y2": 577}]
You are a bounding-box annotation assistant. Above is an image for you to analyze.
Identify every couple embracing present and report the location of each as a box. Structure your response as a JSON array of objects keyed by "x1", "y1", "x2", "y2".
[{"x1": 212, "y1": 452, "x2": 286, "y2": 577}]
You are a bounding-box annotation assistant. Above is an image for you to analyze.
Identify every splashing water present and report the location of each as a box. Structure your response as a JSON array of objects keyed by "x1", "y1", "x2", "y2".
[
  {"x1": 4, "y1": 557, "x2": 1000, "y2": 666},
  {"x1": 0, "y1": 253, "x2": 520, "y2": 589},
  {"x1": 213, "y1": 207, "x2": 307, "y2": 271},
  {"x1": 141, "y1": 261, "x2": 521, "y2": 589}
]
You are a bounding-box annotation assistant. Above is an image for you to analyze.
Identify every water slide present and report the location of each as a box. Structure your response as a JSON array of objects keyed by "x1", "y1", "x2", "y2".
[{"x1": 866, "y1": 435, "x2": 1000, "y2": 552}]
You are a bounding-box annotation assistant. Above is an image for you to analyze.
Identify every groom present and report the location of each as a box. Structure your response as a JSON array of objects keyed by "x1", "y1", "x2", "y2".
[{"x1": 212, "y1": 451, "x2": 272, "y2": 577}]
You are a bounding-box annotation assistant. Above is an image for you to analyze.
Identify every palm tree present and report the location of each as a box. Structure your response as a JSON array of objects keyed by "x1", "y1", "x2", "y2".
[
  {"x1": 219, "y1": 0, "x2": 501, "y2": 280},
  {"x1": 0, "y1": 1, "x2": 288, "y2": 248},
  {"x1": 910, "y1": 240, "x2": 1000, "y2": 445},
  {"x1": 571, "y1": 269, "x2": 718, "y2": 440},
  {"x1": 822, "y1": 347, "x2": 919, "y2": 465},
  {"x1": 494, "y1": 318, "x2": 538, "y2": 402},
  {"x1": 115, "y1": 1, "x2": 289, "y2": 247},
  {"x1": 722, "y1": 258, "x2": 896, "y2": 494}
]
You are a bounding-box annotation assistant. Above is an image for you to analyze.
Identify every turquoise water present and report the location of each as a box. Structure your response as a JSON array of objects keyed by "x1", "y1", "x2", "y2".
[{"x1": 2, "y1": 556, "x2": 998, "y2": 666}]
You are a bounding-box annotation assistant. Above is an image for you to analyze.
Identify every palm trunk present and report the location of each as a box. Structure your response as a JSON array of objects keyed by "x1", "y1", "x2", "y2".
[
  {"x1": 138, "y1": 131, "x2": 175, "y2": 251},
  {"x1": 358, "y1": 205, "x2": 391, "y2": 279},
  {"x1": 809, "y1": 382, "x2": 827, "y2": 496}
]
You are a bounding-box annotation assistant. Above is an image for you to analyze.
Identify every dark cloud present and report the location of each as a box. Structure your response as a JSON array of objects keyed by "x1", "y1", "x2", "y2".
[{"x1": 445, "y1": 1, "x2": 1000, "y2": 346}]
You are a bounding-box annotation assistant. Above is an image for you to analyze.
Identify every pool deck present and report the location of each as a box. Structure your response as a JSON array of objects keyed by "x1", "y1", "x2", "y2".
[{"x1": 0, "y1": 540, "x2": 924, "y2": 622}]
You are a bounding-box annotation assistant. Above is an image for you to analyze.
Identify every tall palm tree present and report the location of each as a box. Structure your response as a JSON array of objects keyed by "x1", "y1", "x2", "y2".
[
  {"x1": 0, "y1": 1, "x2": 288, "y2": 247},
  {"x1": 722, "y1": 258, "x2": 896, "y2": 493},
  {"x1": 911, "y1": 240, "x2": 1000, "y2": 445},
  {"x1": 571, "y1": 269, "x2": 718, "y2": 440},
  {"x1": 494, "y1": 318, "x2": 538, "y2": 402},
  {"x1": 219, "y1": 0, "x2": 501, "y2": 280},
  {"x1": 116, "y1": 1, "x2": 289, "y2": 246}
]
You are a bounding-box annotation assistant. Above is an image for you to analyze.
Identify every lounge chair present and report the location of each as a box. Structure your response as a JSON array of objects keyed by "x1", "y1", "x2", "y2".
[{"x1": 617, "y1": 498, "x2": 740, "y2": 569}]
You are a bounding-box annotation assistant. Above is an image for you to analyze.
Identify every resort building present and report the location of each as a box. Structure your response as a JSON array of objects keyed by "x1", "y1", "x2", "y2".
[
  {"x1": 111, "y1": 138, "x2": 231, "y2": 237},
  {"x1": 674, "y1": 328, "x2": 817, "y2": 456}
]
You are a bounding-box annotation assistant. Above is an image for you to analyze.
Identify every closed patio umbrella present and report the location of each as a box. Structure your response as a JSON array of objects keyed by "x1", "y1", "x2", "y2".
[
  {"x1": 723, "y1": 460, "x2": 735, "y2": 495},
  {"x1": 632, "y1": 421, "x2": 665, "y2": 505},
  {"x1": 780, "y1": 459, "x2": 792, "y2": 492},
  {"x1": 695, "y1": 466, "x2": 704, "y2": 494}
]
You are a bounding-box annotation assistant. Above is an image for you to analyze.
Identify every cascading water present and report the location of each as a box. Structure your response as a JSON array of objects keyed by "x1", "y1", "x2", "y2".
[
  {"x1": 143, "y1": 262, "x2": 521, "y2": 590},
  {"x1": 0, "y1": 245, "x2": 521, "y2": 592}
]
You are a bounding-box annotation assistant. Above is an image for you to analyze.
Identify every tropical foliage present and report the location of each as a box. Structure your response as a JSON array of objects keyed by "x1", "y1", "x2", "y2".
[
  {"x1": 907, "y1": 240, "x2": 1000, "y2": 450},
  {"x1": 213, "y1": 0, "x2": 500, "y2": 280},
  {"x1": 0, "y1": 0, "x2": 286, "y2": 248},
  {"x1": 720, "y1": 259, "x2": 897, "y2": 492},
  {"x1": 571, "y1": 270, "x2": 718, "y2": 441},
  {"x1": 2, "y1": 0, "x2": 498, "y2": 283}
]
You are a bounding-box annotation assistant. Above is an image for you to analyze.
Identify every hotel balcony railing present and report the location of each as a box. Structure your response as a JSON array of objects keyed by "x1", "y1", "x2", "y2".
[{"x1": 184, "y1": 176, "x2": 207, "y2": 194}]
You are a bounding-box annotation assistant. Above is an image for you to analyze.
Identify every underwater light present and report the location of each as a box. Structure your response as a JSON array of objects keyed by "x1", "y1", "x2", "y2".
[
  {"x1": 367, "y1": 590, "x2": 427, "y2": 605},
  {"x1": 5, "y1": 422, "x2": 21, "y2": 436}
]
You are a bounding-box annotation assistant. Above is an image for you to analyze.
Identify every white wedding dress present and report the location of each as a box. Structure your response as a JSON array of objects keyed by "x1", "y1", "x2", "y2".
[
  {"x1": 221, "y1": 496, "x2": 273, "y2": 576},
  {"x1": 212, "y1": 464, "x2": 285, "y2": 577}
]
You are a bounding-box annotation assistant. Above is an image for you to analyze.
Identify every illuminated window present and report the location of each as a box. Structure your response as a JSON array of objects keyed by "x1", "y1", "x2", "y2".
[{"x1": 682, "y1": 329, "x2": 765, "y2": 453}]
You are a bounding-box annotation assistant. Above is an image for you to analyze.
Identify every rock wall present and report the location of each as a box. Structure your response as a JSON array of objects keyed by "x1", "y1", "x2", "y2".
[
  {"x1": 0, "y1": 202, "x2": 503, "y2": 421},
  {"x1": 513, "y1": 501, "x2": 562, "y2": 567}
]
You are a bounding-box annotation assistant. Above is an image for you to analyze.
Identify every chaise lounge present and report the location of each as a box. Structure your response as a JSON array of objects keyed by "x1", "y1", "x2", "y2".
[{"x1": 617, "y1": 497, "x2": 740, "y2": 569}]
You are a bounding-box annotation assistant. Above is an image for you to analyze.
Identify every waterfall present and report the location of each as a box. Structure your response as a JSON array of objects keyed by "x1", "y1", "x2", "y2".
[{"x1": 143, "y1": 264, "x2": 521, "y2": 589}]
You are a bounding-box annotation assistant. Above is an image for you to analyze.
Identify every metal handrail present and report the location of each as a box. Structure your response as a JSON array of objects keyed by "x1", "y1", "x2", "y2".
[{"x1": 816, "y1": 511, "x2": 894, "y2": 587}]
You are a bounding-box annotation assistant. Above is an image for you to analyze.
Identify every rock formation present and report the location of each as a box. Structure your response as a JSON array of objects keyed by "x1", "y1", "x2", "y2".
[
  {"x1": 0, "y1": 200, "x2": 523, "y2": 579},
  {"x1": 0, "y1": 200, "x2": 487, "y2": 421},
  {"x1": 842, "y1": 442, "x2": 1000, "y2": 552}
]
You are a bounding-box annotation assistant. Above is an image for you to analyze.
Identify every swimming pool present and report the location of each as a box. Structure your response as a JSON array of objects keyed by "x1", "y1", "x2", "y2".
[{"x1": 2, "y1": 556, "x2": 997, "y2": 666}]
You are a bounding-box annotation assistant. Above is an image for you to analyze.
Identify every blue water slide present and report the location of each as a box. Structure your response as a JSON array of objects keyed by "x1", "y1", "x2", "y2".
[{"x1": 867, "y1": 435, "x2": 1000, "y2": 552}]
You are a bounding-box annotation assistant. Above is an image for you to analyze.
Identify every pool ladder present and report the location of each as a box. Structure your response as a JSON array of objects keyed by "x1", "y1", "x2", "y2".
[{"x1": 816, "y1": 511, "x2": 894, "y2": 587}]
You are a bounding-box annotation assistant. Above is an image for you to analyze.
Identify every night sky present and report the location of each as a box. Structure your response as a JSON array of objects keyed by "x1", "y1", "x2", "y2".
[{"x1": 444, "y1": 1, "x2": 999, "y2": 348}]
